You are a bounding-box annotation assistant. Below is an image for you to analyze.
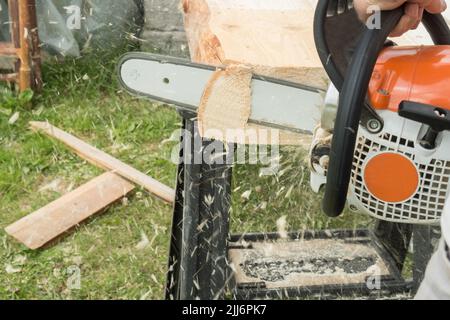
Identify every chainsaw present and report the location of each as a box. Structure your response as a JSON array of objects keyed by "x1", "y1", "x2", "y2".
[{"x1": 118, "y1": 0, "x2": 450, "y2": 226}]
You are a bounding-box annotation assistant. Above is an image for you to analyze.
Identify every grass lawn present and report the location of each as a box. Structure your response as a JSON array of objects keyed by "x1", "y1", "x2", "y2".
[{"x1": 0, "y1": 48, "x2": 372, "y2": 299}]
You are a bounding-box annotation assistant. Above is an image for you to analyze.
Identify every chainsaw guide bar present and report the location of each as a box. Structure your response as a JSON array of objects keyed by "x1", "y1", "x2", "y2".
[{"x1": 118, "y1": 53, "x2": 324, "y2": 135}]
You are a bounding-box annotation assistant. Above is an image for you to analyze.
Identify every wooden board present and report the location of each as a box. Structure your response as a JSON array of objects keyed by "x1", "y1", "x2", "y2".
[
  {"x1": 30, "y1": 121, "x2": 175, "y2": 203},
  {"x1": 5, "y1": 172, "x2": 135, "y2": 250}
]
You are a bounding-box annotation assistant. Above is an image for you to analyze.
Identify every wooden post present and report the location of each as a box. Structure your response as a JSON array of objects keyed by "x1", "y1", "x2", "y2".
[
  {"x1": 28, "y1": 0, "x2": 42, "y2": 92},
  {"x1": 7, "y1": 0, "x2": 20, "y2": 86},
  {"x1": 18, "y1": 0, "x2": 31, "y2": 91}
]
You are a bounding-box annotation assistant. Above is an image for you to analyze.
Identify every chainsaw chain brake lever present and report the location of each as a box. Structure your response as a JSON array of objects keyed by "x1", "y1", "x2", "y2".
[
  {"x1": 399, "y1": 101, "x2": 450, "y2": 149},
  {"x1": 321, "y1": 3, "x2": 450, "y2": 218}
]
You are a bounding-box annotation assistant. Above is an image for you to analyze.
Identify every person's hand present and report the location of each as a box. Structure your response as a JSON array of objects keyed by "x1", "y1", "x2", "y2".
[{"x1": 353, "y1": 0, "x2": 447, "y2": 36}]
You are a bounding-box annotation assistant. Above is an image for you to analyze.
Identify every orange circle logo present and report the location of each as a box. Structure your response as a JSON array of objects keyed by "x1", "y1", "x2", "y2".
[{"x1": 363, "y1": 153, "x2": 419, "y2": 203}]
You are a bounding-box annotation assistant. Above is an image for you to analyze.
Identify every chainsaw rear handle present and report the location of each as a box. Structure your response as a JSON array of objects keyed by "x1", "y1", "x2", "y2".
[{"x1": 322, "y1": 6, "x2": 450, "y2": 218}]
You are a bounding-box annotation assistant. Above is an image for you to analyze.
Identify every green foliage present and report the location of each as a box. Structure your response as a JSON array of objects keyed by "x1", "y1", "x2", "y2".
[
  {"x1": 0, "y1": 88, "x2": 34, "y2": 114},
  {"x1": 39, "y1": 44, "x2": 140, "y2": 102}
]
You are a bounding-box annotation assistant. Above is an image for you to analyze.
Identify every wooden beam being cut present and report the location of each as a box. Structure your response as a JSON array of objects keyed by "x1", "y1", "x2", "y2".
[
  {"x1": 30, "y1": 121, "x2": 175, "y2": 203},
  {"x1": 182, "y1": 0, "x2": 328, "y2": 89},
  {"x1": 182, "y1": 0, "x2": 450, "y2": 90},
  {"x1": 5, "y1": 172, "x2": 134, "y2": 250}
]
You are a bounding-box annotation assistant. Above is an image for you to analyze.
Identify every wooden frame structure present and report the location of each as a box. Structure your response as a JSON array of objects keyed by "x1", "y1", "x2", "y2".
[{"x1": 0, "y1": 0, "x2": 42, "y2": 92}]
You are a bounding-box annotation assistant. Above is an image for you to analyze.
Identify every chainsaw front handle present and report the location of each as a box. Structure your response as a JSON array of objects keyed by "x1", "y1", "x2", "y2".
[{"x1": 322, "y1": 5, "x2": 450, "y2": 218}]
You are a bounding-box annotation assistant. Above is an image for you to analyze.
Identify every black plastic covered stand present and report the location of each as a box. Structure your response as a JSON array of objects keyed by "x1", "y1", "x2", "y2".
[{"x1": 166, "y1": 112, "x2": 233, "y2": 300}]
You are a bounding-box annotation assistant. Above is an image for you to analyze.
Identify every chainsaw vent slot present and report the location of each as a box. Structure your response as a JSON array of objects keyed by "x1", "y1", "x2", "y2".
[
  {"x1": 381, "y1": 133, "x2": 415, "y2": 148},
  {"x1": 351, "y1": 134, "x2": 448, "y2": 224}
]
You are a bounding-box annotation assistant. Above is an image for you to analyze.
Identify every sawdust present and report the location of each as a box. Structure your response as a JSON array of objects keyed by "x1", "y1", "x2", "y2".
[
  {"x1": 229, "y1": 238, "x2": 391, "y2": 289},
  {"x1": 242, "y1": 255, "x2": 377, "y2": 282}
]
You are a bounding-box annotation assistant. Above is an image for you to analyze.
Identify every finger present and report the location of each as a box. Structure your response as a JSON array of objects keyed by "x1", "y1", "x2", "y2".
[
  {"x1": 354, "y1": 0, "x2": 407, "y2": 21},
  {"x1": 424, "y1": 0, "x2": 447, "y2": 13},
  {"x1": 376, "y1": 0, "x2": 408, "y2": 10},
  {"x1": 390, "y1": 3, "x2": 422, "y2": 36},
  {"x1": 412, "y1": 6, "x2": 425, "y2": 29}
]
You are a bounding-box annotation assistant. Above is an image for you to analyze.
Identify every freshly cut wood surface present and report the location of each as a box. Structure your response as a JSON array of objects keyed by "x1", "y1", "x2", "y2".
[
  {"x1": 30, "y1": 121, "x2": 175, "y2": 203},
  {"x1": 182, "y1": 0, "x2": 450, "y2": 89},
  {"x1": 5, "y1": 172, "x2": 134, "y2": 250},
  {"x1": 182, "y1": 0, "x2": 328, "y2": 90}
]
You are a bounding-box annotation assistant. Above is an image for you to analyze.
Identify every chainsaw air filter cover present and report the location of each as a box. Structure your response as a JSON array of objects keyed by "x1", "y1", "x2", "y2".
[{"x1": 348, "y1": 113, "x2": 450, "y2": 224}]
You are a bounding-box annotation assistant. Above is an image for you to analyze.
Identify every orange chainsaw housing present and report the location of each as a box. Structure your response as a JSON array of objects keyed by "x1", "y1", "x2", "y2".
[{"x1": 369, "y1": 45, "x2": 450, "y2": 112}]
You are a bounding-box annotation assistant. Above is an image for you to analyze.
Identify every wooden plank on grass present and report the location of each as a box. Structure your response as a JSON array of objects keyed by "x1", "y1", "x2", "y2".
[
  {"x1": 30, "y1": 121, "x2": 175, "y2": 203},
  {"x1": 5, "y1": 172, "x2": 135, "y2": 250}
]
